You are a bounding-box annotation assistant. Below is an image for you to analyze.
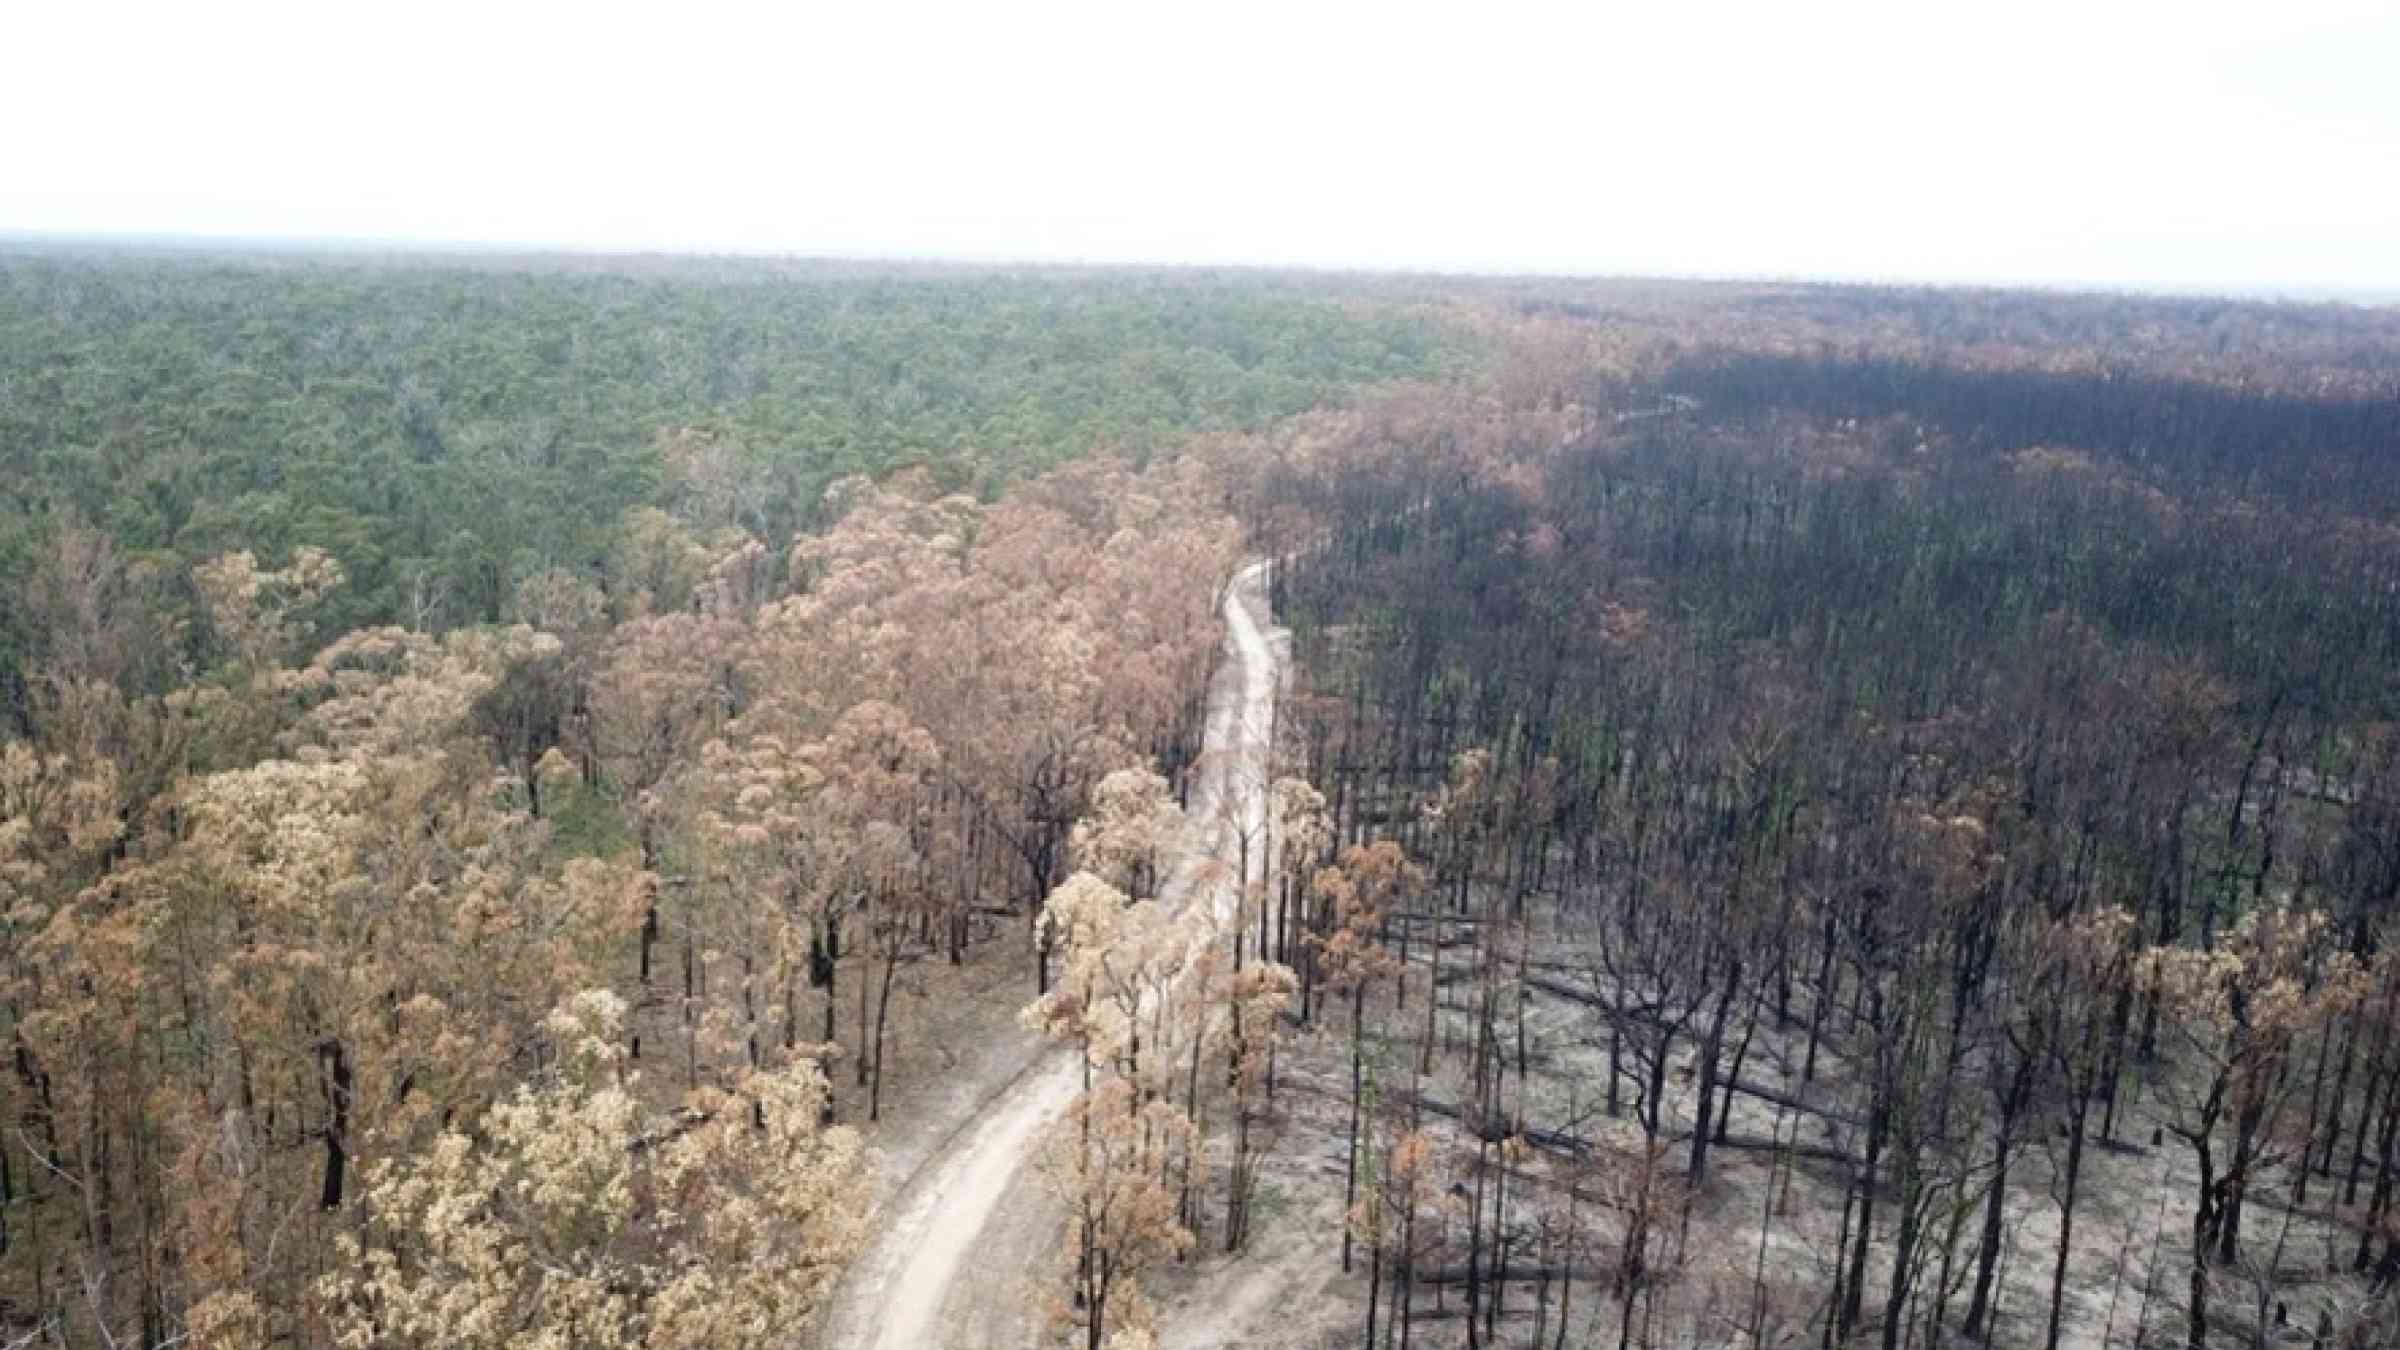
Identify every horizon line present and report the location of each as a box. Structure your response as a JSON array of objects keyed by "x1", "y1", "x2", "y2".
[{"x1": 4, "y1": 226, "x2": 2396, "y2": 309}]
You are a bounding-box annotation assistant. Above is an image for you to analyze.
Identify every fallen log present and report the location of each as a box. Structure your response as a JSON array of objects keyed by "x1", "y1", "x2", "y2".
[
  {"x1": 1401, "y1": 1092, "x2": 1594, "y2": 1157},
  {"x1": 1406, "y1": 1263, "x2": 1572, "y2": 1287},
  {"x1": 1664, "y1": 1127, "x2": 1856, "y2": 1169}
]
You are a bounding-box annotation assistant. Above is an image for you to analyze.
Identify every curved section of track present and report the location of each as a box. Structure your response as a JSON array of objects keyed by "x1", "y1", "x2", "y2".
[{"x1": 819, "y1": 559, "x2": 1281, "y2": 1350}]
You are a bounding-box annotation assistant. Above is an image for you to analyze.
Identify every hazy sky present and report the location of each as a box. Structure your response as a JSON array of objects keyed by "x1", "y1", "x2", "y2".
[{"x1": 10, "y1": 0, "x2": 2398, "y2": 292}]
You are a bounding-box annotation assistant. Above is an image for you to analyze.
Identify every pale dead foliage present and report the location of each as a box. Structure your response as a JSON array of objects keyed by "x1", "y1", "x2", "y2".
[{"x1": 321, "y1": 991, "x2": 868, "y2": 1350}]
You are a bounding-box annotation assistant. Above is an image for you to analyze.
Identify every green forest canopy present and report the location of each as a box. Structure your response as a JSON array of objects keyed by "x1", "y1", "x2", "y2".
[{"x1": 0, "y1": 250, "x2": 1458, "y2": 665}]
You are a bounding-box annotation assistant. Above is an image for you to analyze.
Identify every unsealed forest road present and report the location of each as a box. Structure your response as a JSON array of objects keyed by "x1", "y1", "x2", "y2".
[{"x1": 817, "y1": 559, "x2": 1281, "y2": 1350}]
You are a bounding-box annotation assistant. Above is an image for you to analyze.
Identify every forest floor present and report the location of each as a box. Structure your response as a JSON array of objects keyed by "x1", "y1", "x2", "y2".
[
  {"x1": 815, "y1": 559, "x2": 1285, "y2": 1350},
  {"x1": 1144, "y1": 899, "x2": 2387, "y2": 1350}
]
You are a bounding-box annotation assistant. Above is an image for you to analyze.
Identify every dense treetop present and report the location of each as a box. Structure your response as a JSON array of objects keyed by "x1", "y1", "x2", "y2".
[{"x1": 0, "y1": 251, "x2": 1455, "y2": 703}]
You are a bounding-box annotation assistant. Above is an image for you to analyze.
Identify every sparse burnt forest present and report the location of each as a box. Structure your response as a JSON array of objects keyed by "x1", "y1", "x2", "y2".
[{"x1": 1236, "y1": 320, "x2": 2400, "y2": 1348}]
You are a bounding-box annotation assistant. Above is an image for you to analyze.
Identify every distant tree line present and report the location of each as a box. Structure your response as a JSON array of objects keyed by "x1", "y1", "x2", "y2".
[{"x1": 1664, "y1": 350, "x2": 2400, "y2": 516}]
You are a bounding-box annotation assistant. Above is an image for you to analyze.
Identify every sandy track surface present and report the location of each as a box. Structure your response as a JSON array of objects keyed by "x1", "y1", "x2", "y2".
[{"x1": 818, "y1": 560, "x2": 1281, "y2": 1349}]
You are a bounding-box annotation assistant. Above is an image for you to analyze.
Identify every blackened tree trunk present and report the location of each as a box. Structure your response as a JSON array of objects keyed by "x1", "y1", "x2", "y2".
[
  {"x1": 1965, "y1": 1046, "x2": 2037, "y2": 1339},
  {"x1": 319, "y1": 1039, "x2": 351, "y2": 1210},
  {"x1": 1690, "y1": 955, "x2": 1743, "y2": 1182}
]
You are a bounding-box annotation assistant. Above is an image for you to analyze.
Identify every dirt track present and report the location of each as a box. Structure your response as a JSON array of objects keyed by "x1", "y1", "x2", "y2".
[{"x1": 818, "y1": 560, "x2": 1282, "y2": 1349}]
